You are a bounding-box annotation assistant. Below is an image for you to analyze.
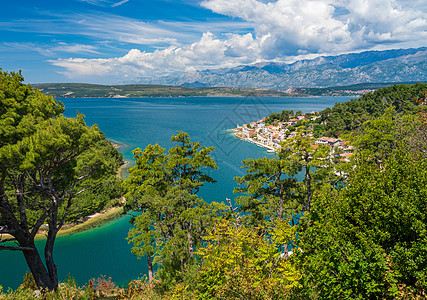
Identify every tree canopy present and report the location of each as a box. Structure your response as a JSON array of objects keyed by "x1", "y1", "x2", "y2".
[
  {"x1": 0, "y1": 70, "x2": 122, "y2": 291},
  {"x1": 125, "y1": 132, "x2": 226, "y2": 286}
]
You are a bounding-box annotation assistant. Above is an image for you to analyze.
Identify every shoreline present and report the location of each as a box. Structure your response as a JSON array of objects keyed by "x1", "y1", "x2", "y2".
[
  {"x1": 233, "y1": 132, "x2": 277, "y2": 152},
  {"x1": 117, "y1": 160, "x2": 132, "y2": 179},
  {"x1": 1, "y1": 206, "x2": 125, "y2": 241},
  {"x1": 1, "y1": 139, "x2": 130, "y2": 242},
  {"x1": 54, "y1": 206, "x2": 124, "y2": 238},
  {"x1": 56, "y1": 94, "x2": 313, "y2": 99}
]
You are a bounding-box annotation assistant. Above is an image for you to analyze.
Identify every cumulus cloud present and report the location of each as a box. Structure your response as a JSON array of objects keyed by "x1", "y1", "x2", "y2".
[
  {"x1": 49, "y1": 32, "x2": 262, "y2": 79},
  {"x1": 201, "y1": 0, "x2": 427, "y2": 56},
  {"x1": 50, "y1": 0, "x2": 427, "y2": 80}
]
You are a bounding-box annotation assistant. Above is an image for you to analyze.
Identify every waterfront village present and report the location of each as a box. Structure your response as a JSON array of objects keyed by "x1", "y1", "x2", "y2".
[{"x1": 232, "y1": 111, "x2": 354, "y2": 162}]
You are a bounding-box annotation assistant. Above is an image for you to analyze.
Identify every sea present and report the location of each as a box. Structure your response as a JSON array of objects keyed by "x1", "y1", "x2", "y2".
[{"x1": 0, "y1": 96, "x2": 351, "y2": 289}]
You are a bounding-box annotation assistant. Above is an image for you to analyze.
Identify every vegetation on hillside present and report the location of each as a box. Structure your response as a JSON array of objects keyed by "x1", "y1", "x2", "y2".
[
  {"x1": 34, "y1": 82, "x2": 416, "y2": 99},
  {"x1": 321, "y1": 83, "x2": 426, "y2": 136},
  {"x1": 290, "y1": 82, "x2": 421, "y2": 97},
  {"x1": 265, "y1": 83, "x2": 427, "y2": 138}
]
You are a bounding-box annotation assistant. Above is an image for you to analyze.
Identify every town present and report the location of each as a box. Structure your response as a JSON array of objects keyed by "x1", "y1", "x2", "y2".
[{"x1": 232, "y1": 111, "x2": 354, "y2": 162}]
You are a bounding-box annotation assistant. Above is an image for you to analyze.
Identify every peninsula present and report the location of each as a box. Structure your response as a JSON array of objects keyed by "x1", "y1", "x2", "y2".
[
  {"x1": 33, "y1": 83, "x2": 293, "y2": 98},
  {"x1": 32, "y1": 82, "x2": 398, "y2": 98}
]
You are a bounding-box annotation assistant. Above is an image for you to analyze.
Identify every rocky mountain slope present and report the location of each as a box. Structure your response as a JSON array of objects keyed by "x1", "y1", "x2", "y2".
[{"x1": 136, "y1": 48, "x2": 427, "y2": 90}]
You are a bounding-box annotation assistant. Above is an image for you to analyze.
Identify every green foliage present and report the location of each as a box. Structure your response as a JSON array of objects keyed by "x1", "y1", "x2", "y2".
[
  {"x1": 279, "y1": 132, "x2": 332, "y2": 212},
  {"x1": 125, "y1": 132, "x2": 226, "y2": 289},
  {"x1": 33, "y1": 82, "x2": 292, "y2": 98},
  {"x1": 265, "y1": 110, "x2": 294, "y2": 124},
  {"x1": 234, "y1": 157, "x2": 302, "y2": 225},
  {"x1": 21, "y1": 272, "x2": 38, "y2": 291},
  {"x1": 293, "y1": 113, "x2": 427, "y2": 299},
  {"x1": 197, "y1": 219, "x2": 301, "y2": 299},
  {"x1": 0, "y1": 69, "x2": 123, "y2": 291},
  {"x1": 321, "y1": 83, "x2": 427, "y2": 137}
]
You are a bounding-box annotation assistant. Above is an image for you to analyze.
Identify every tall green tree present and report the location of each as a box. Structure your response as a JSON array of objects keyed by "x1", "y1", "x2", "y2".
[
  {"x1": 0, "y1": 70, "x2": 122, "y2": 291},
  {"x1": 125, "y1": 132, "x2": 224, "y2": 285},
  {"x1": 234, "y1": 156, "x2": 301, "y2": 226},
  {"x1": 279, "y1": 133, "x2": 330, "y2": 213}
]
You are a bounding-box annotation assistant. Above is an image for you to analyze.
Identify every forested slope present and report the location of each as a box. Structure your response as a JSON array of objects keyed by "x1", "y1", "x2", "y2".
[{"x1": 321, "y1": 83, "x2": 427, "y2": 136}]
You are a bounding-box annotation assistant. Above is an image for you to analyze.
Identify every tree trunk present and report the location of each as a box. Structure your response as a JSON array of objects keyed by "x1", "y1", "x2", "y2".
[
  {"x1": 1, "y1": 183, "x2": 56, "y2": 290},
  {"x1": 278, "y1": 184, "x2": 284, "y2": 220},
  {"x1": 187, "y1": 222, "x2": 194, "y2": 258},
  {"x1": 147, "y1": 254, "x2": 153, "y2": 283},
  {"x1": 45, "y1": 227, "x2": 59, "y2": 290},
  {"x1": 21, "y1": 240, "x2": 56, "y2": 290}
]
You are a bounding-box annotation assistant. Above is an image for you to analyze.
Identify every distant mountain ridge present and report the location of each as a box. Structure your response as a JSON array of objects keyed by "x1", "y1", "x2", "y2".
[{"x1": 136, "y1": 48, "x2": 427, "y2": 90}]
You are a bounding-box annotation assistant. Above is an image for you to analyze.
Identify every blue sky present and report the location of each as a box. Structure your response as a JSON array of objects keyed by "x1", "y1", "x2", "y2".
[{"x1": 1, "y1": 0, "x2": 426, "y2": 84}]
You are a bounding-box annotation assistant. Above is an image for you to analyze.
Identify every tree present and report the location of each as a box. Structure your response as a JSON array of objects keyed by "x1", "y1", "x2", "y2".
[
  {"x1": 197, "y1": 219, "x2": 301, "y2": 299},
  {"x1": 234, "y1": 156, "x2": 302, "y2": 226},
  {"x1": 279, "y1": 132, "x2": 330, "y2": 213},
  {"x1": 0, "y1": 70, "x2": 122, "y2": 291},
  {"x1": 125, "y1": 132, "x2": 224, "y2": 285}
]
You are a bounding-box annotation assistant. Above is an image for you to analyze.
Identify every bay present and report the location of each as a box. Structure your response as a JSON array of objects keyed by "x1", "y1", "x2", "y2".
[{"x1": 0, "y1": 96, "x2": 351, "y2": 289}]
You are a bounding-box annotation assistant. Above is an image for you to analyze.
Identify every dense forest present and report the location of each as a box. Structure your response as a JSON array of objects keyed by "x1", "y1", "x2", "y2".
[
  {"x1": 1, "y1": 71, "x2": 426, "y2": 299},
  {"x1": 321, "y1": 83, "x2": 427, "y2": 136}
]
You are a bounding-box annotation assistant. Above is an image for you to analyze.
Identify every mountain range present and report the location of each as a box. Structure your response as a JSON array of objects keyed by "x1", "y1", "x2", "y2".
[{"x1": 136, "y1": 48, "x2": 427, "y2": 90}]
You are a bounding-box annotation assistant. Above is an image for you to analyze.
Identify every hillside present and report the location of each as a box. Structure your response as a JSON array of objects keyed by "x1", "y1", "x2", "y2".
[{"x1": 321, "y1": 83, "x2": 427, "y2": 137}]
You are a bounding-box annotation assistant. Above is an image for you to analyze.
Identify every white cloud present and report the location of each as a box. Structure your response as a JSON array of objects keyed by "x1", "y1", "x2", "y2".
[
  {"x1": 111, "y1": 0, "x2": 130, "y2": 7},
  {"x1": 49, "y1": 32, "x2": 262, "y2": 79},
  {"x1": 201, "y1": 0, "x2": 427, "y2": 56},
  {"x1": 0, "y1": 13, "x2": 192, "y2": 47}
]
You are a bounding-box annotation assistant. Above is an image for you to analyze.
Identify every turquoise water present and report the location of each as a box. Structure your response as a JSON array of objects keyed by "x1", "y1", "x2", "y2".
[{"x1": 0, "y1": 96, "x2": 351, "y2": 289}]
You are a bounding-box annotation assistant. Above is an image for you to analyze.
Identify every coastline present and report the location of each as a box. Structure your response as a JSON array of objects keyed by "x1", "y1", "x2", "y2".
[
  {"x1": 1, "y1": 139, "x2": 130, "y2": 242},
  {"x1": 117, "y1": 160, "x2": 132, "y2": 179},
  {"x1": 1, "y1": 206, "x2": 125, "y2": 241},
  {"x1": 55, "y1": 206, "x2": 124, "y2": 238},
  {"x1": 232, "y1": 131, "x2": 277, "y2": 152},
  {"x1": 56, "y1": 95, "x2": 307, "y2": 99}
]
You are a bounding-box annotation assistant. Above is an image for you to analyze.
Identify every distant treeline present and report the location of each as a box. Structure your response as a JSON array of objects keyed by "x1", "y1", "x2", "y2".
[
  {"x1": 292, "y1": 82, "x2": 422, "y2": 96},
  {"x1": 33, "y1": 82, "x2": 420, "y2": 99}
]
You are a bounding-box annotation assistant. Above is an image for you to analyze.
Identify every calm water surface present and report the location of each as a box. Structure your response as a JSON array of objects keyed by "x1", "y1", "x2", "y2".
[{"x1": 0, "y1": 96, "x2": 351, "y2": 289}]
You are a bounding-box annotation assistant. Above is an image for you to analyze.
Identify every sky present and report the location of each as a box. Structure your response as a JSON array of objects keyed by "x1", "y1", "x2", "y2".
[{"x1": 0, "y1": 0, "x2": 426, "y2": 84}]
